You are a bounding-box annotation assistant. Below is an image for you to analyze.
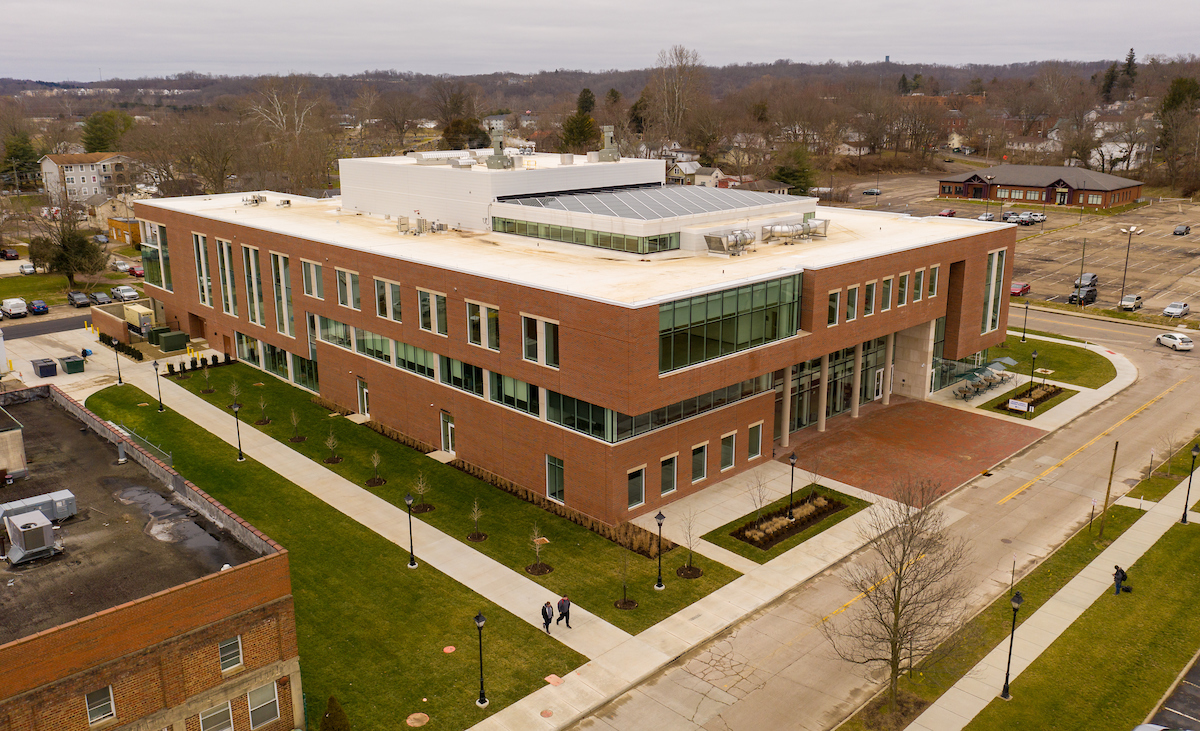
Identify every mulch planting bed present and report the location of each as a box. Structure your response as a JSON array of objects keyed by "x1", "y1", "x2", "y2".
[{"x1": 731, "y1": 496, "x2": 846, "y2": 551}]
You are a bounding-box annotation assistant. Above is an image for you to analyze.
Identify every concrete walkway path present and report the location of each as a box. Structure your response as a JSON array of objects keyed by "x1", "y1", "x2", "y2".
[{"x1": 905, "y1": 467, "x2": 1198, "y2": 731}]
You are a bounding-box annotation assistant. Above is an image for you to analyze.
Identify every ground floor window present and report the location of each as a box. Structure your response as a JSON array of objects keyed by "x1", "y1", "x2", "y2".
[
  {"x1": 546, "y1": 455, "x2": 564, "y2": 503},
  {"x1": 248, "y1": 682, "x2": 280, "y2": 729},
  {"x1": 748, "y1": 423, "x2": 762, "y2": 459},
  {"x1": 200, "y1": 703, "x2": 233, "y2": 731},
  {"x1": 628, "y1": 468, "x2": 645, "y2": 508},
  {"x1": 291, "y1": 353, "x2": 319, "y2": 392},
  {"x1": 264, "y1": 343, "x2": 289, "y2": 379},
  {"x1": 720, "y1": 433, "x2": 736, "y2": 470},
  {"x1": 236, "y1": 332, "x2": 260, "y2": 367},
  {"x1": 692, "y1": 444, "x2": 707, "y2": 482},
  {"x1": 661, "y1": 456, "x2": 676, "y2": 495},
  {"x1": 86, "y1": 687, "x2": 115, "y2": 725}
]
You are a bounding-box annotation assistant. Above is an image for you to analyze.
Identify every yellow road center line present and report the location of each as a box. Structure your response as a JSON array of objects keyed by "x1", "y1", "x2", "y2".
[
  {"x1": 997, "y1": 377, "x2": 1188, "y2": 504},
  {"x1": 821, "y1": 554, "x2": 926, "y2": 622}
]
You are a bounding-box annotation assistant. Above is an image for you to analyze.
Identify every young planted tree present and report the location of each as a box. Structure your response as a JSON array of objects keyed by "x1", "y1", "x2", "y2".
[
  {"x1": 677, "y1": 507, "x2": 703, "y2": 578},
  {"x1": 527, "y1": 522, "x2": 551, "y2": 574},
  {"x1": 324, "y1": 429, "x2": 340, "y2": 463},
  {"x1": 366, "y1": 450, "x2": 385, "y2": 486},
  {"x1": 616, "y1": 549, "x2": 636, "y2": 609},
  {"x1": 289, "y1": 408, "x2": 304, "y2": 442},
  {"x1": 256, "y1": 394, "x2": 270, "y2": 424},
  {"x1": 411, "y1": 470, "x2": 431, "y2": 510},
  {"x1": 821, "y1": 479, "x2": 972, "y2": 714},
  {"x1": 201, "y1": 362, "x2": 214, "y2": 393},
  {"x1": 228, "y1": 380, "x2": 242, "y2": 410},
  {"x1": 746, "y1": 470, "x2": 772, "y2": 528},
  {"x1": 468, "y1": 497, "x2": 485, "y2": 541}
]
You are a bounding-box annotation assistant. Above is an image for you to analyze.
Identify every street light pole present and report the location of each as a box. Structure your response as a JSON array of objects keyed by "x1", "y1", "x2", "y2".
[
  {"x1": 405, "y1": 493, "x2": 418, "y2": 568},
  {"x1": 231, "y1": 402, "x2": 244, "y2": 461},
  {"x1": 474, "y1": 613, "x2": 488, "y2": 708},
  {"x1": 1027, "y1": 350, "x2": 1039, "y2": 400},
  {"x1": 1000, "y1": 591, "x2": 1024, "y2": 700},
  {"x1": 152, "y1": 360, "x2": 164, "y2": 412},
  {"x1": 114, "y1": 345, "x2": 123, "y2": 385},
  {"x1": 654, "y1": 511, "x2": 665, "y2": 590},
  {"x1": 984, "y1": 175, "x2": 995, "y2": 218},
  {"x1": 788, "y1": 451, "x2": 797, "y2": 519},
  {"x1": 1119, "y1": 226, "x2": 1142, "y2": 304},
  {"x1": 1021, "y1": 300, "x2": 1030, "y2": 343},
  {"x1": 1183, "y1": 445, "x2": 1199, "y2": 525}
]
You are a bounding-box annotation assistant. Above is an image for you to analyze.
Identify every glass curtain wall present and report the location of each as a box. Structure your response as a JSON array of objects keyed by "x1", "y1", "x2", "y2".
[{"x1": 788, "y1": 338, "x2": 891, "y2": 432}]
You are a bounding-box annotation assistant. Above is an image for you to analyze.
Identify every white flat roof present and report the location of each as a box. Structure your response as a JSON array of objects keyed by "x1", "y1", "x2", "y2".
[{"x1": 139, "y1": 193, "x2": 1008, "y2": 308}]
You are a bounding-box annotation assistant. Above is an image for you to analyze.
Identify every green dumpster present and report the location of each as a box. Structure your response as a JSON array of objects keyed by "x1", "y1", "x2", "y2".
[
  {"x1": 159, "y1": 330, "x2": 189, "y2": 353},
  {"x1": 59, "y1": 355, "x2": 85, "y2": 374}
]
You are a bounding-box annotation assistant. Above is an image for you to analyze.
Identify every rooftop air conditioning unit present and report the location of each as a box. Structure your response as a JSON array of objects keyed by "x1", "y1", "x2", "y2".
[{"x1": 5, "y1": 510, "x2": 59, "y2": 565}]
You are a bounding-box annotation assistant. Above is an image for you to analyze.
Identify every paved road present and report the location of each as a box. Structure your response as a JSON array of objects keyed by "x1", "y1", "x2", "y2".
[
  {"x1": 572, "y1": 308, "x2": 1200, "y2": 731},
  {"x1": 1149, "y1": 654, "x2": 1200, "y2": 730},
  {"x1": 2, "y1": 314, "x2": 90, "y2": 340}
]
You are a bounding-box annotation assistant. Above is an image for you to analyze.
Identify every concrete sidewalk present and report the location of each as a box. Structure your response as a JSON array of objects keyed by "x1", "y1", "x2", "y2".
[{"x1": 905, "y1": 467, "x2": 1197, "y2": 731}]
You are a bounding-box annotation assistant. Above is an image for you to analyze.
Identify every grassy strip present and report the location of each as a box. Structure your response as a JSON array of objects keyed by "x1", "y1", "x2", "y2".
[
  {"x1": 988, "y1": 334, "x2": 1116, "y2": 389},
  {"x1": 964, "y1": 521, "x2": 1200, "y2": 731},
  {"x1": 174, "y1": 363, "x2": 740, "y2": 634},
  {"x1": 85, "y1": 384, "x2": 586, "y2": 730},
  {"x1": 1006, "y1": 326, "x2": 1086, "y2": 343},
  {"x1": 1028, "y1": 299, "x2": 1199, "y2": 330},
  {"x1": 701, "y1": 485, "x2": 871, "y2": 564},
  {"x1": 976, "y1": 383, "x2": 1079, "y2": 417},
  {"x1": 837, "y1": 506, "x2": 1141, "y2": 731},
  {"x1": 0, "y1": 272, "x2": 72, "y2": 306},
  {"x1": 1127, "y1": 433, "x2": 1200, "y2": 503}
]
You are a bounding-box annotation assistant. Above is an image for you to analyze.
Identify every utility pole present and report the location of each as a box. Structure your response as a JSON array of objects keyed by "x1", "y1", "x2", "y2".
[
  {"x1": 1098, "y1": 441, "x2": 1119, "y2": 541},
  {"x1": 1076, "y1": 238, "x2": 1087, "y2": 308}
]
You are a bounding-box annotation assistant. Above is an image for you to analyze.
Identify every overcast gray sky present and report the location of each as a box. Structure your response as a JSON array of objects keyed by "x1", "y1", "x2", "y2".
[{"x1": 8, "y1": 0, "x2": 1199, "y2": 81}]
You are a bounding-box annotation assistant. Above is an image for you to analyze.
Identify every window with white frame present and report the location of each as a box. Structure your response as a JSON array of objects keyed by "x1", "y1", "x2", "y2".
[
  {"x1": 522, "y1": 316, "x2": 559, "y2": 367},
  {"x1": 864, "y1": 281, "x2": 876, "y2": 316},
  {"x1": 661, "y1": 455, "x2": 677, "y2": 495},
  {"x1": 692, "y1": 444, "x2": 707, "y2": 482},
  {"x1": 242, "y1": 246, "x2": 264, "y2": 325},
  {"x1": 827, "y1": 291, "x2": 840, "y2": 326},
  {"x1": 467, "y1": 302, "x2": 500, "y2": 350},
  {"x1": 1088, "y1": 194, "x2": 1102, "y2": 205},
  {"x1": 337, "y1": 269, "x2": 360, "y2": 310},
  {"x1": 897, "y1": 273, "x2": 909, "y2": 306},
  {"x1": 217, "y1": 240, "x2": 237, "y2": 316},
  {"x1": 302, "y1": 260, "x2": 323, "y2": 299},
  {"x1": 85, "y1": 686, "x2": 115, "y2": 725},
  {"x1": 418, "y1": 290, "x2": 447, "y2": 335},
  {"x1": 748, "y1": 423, "x2": 762, "y2": 459},
  {"x1": 845, "y1": 286, "x2": 858, "y2": 321},
  {"x1": 218, "y1": 636, "x2": 243, "y2": 671},
  {"x1": 627, "y1": 467, "x2": 645, "y2": 508},
  {"x1": 928, "y1": 265, "x2": 939, "y2": 298},
  {"x1": 248, "y1": 682, "x2": 280, "y2": 729},
  {"x1": 546, "y1": 455, "x2": 564, "y2": 503},
  {"x1": 199, "y1": 702, "x2": 233, "y2": 731},
  {"x1": 981, "y1": 248, "x2": 1007, "y2": 334},
  {"x1": 271, "y1": 253, "x2": 294, "y2": 336},
  {"x1": 881, "y1": 277, "x2": 893, "y2": 311},
  {"x1": 193, "y1": 234, "x2": 212, "y2": 307},
  {"x1": 375, "y1": 279, "x2": 402, "y2": 322},
  {"x1": 720, "y1": 433, "x2": 736, "y2": 471},
  {"x1": 912, "y1": 269, "x2": 924, "y2": 302}
]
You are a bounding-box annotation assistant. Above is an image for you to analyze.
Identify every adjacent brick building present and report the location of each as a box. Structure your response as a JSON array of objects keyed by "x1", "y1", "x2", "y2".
[
  {"x1": 0, "y1": 388, "x2": 302, "y2": 731},
  {"x1": 938, "y1": 164, "x2": 1142, "y2": 209},
  {"x1": 118, "y1": 136, "x2": 1015, "y2": 525}
]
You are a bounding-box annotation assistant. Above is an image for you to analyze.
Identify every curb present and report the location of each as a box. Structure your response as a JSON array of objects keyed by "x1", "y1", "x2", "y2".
[{"x1": 1020, "y1": 304, "x2": 1196, "y2": 333}]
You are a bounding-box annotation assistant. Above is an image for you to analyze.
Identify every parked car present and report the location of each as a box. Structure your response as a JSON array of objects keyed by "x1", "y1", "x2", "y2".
[
  {"x1": 1030, "y1": 212, "x2": 1047, "y2": 222},
  {"x1": 1002, "y1": 211, "x2": 1020, "y2": 222},
  {"x1": 66, "y1": 291, "x2": 90, "y2": 308},
  {"x1": 110, "y1": 285, "x2": 139, "y2": 302},
  {"x1": 28, "y1": 299, "x2": 48, "y2": 315},
  {"x1": 978, "y1": 212, "x2": 995, "y2": 221},
  {"x1": 93, "y1": 234, "x2": 109, "y2": 244},
  {"x1": 1, "y1": 298, "x2": 27, "y2": 318},
  {"x1": 1017, "y1": 212, "x2": 1036, "y2": 225},
  {"x1": 88, "y1": 291, "x2": 112, "y2": 305},
  {"x1": 129, "y1": 265, "x2": 144, "y2": 277},
  {"x1": 0, "y1": 249, "x2": 18, "y2": 260},
  {"x1": 1119, "y1": 294, "x2": 1144, "y2": 310},
  {"x1": 112, "y1": 261, "x2": 130, "y2": 273},
  {"x1": 17, "y1": 263, "x2": 35, "y2": 275},
  {"x1": 1010, "y1": 282, "x2": 1031, "y2": 296},
  {"x1": 937, "y1": 209, "x2": 956, "y2": 217},
  {"x1": 1074, "y1": 273, "x2": 1099, "y2": 288},
  {"x1": 862, "y1": 188, "x2": 882, "y2": 195},
  {"x1": 1164, "y1": 302, "x2": 1191, "y2": 318},
  {"x1": 1157, "y1": 333, "x2": 1194, "y2": 351},
  {"x1": 1174, "y1": 224, "x2": 1191, "y2": 235},
  {"x1": 1068, "y1": 287, "x2": 1098, "y2": 305}
]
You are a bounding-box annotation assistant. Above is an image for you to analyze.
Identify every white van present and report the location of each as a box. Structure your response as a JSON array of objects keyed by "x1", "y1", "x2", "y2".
[{"x1": 1, "y1": 298, "x2": 28, "y2": 318}]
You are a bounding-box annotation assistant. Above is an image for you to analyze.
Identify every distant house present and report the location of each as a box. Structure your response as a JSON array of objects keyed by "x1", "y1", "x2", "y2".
[
  {"x1": 108, "y1": 216, "x2": 142, "y2": 248},
  {"x1": 938, "y1": 164, "x2": 1142, "y2": 209},
  {"x1": 667, "y1": 162, "x2": 724, "y2": 187},
  {"x1": 39, "y1": 152, "x2": 138, "y2": 205},
  {"x1": 484, "y1": 114, "x2": 509, "y2": 132},
  {"x1": 736, "y1": 179, "x2": 791, "y2": 195}
]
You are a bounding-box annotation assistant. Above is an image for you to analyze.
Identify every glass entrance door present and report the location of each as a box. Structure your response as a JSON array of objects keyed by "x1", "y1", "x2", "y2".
[
  {"x1": 440, "y1": 412, "x2": 456, "y2": 454},
  {"x1": 357, "y1": 380, "x2": 369, "y2": 416},
  {"x1": 875, "y1": 369, "x2": 885, "y2": 400}
]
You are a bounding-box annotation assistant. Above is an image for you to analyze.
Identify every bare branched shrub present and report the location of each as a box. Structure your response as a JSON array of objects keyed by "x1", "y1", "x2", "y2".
[
  {"x1": 324, "y1": 429, "x2": 339, "y2": 461},
  {"x1": 370, "y1": 450, "x2": 381, "y2": 481},
  {"x1": 470, "y1": 498, "x2": 483, "y2": 537},
  {"x1": 412, "y1": 471, "x2": 430, "y2": 505},
  {"x1": 530, "y1": 522, "x2": 545, "y2": 566},
  {"x1": 679, "y1": 508, "x2": 700, "y2": 568},
  {"x1": 747, "y1": 470, "x2": 772, "y2": 528},
  {"x1": 290, "y1": 408, "x2": 301, "y2": 439}
]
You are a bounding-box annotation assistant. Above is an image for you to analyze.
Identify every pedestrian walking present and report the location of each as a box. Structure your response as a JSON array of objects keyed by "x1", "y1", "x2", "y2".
[
  {"x1": 1113, "y1": 565, "x2": 1126, "y2": 595},
  {"x1": 556, "y1": 595, "x2": 572, "y2": 628},
  {"x1": 541, "y1": 601, "x2": 554, "y2": 633}
]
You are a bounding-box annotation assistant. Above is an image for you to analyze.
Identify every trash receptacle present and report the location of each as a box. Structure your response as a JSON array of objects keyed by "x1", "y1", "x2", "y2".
[
  {"x1": 59, "y1": 355, "x2": 85, "y2": 374},
  {"x1": 31, "y1": 358, "x2": 57, "y2": 378}
]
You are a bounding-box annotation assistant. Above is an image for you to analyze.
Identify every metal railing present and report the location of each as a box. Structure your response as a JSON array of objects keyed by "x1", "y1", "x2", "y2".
[{"x1": 111, "y1": 421, "x2": 173, "y2": 466}]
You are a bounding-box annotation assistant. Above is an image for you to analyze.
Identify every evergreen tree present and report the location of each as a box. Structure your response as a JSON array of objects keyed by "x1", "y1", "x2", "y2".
[
  {"x1": 898, "y1": 75, "x2": 910, "y2": 95},
  {"x1": 1100, "y1": 63, "x2": 1120, "y2": 102},
  {"x1": 1123, "y1": 48, "x2": 1137, "y2": 79},
  {"x1": 605, "y1": 88, "x2": 622, "y2": 108},
  {"x1": 773, "y1": 145, "x2": 815, "y2": 195},
  {"x1": 2, "y1": 131, "x2": 38, "y2": 182},
  {"x1": 81, "y1": 110, "x2": 134, "y2": 152},
  {"x1": 577, "y1": 88, "x2": 596, "y2": 116}
]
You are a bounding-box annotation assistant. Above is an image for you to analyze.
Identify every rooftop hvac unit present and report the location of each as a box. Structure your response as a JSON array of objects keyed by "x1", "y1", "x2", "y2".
[
  {"x1": 0, "y1": 490, "x2": 76, "y2": 522},
  {"x1": 5, "y1": 510, "x2": 60, "y2": 565},
  {"x1": 275, "y1": 199, "x2": 291, "y2": 207},
  {"x1": 704, "y1": 229, "x2": 756, "y2": 256},
  {"x1": 396, "y1": 216, "x2": 410, "y2": 233},
  {"x1": 415, "y1": 218, "x2": 429, "y2": 234}
]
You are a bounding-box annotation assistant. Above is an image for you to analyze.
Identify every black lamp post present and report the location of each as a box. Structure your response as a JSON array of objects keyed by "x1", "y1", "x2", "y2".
[
  {"x1": 984, "y1": 175, "x2": 995, "y2": 219},
  {"x1": 405, "y1": 493, "x2": 418, "y2": 568},
  {"x1": 654, "y1": 511, "x2": 666, "y2": 590},
  {"x1": 1183, "y1": 444, "x2": 1199, "y2": 525},
  {"x1": 788, "y1": 451, "x2": 797, "y2": 519},
  {"x1": 152, "y1": 360, "x2": 164, "y2": 412},
  {"x1": 1027, "y1": 350, "x2": 1038, "y2": 398},
  {"x1": 114, "y1": 345, "x2": 123, "y2": 385},
  {"x1": 1021, "y1": 300, "x2": 1030, "y2": 343},
  {"x1": 1119, "y1": 226, "x2": 1142, "y2": 304},
  {"x1": 1000, "y1": 591, "x2": 1024, "y2": 700},
  {"x1": 231, "y1": 402, "x2": 244, "y2": 461},
  {"x1": 474, "y1": 612, "x2": 488, "y2": 708}
]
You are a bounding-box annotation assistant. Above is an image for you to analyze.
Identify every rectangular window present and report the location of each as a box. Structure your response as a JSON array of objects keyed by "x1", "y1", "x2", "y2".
[
  {"x1": 248, "y1": 683, "x2": 280, "y2": 729},
  {"x1": 748, "y1": 423, "x2": 762, "y2": 459},
  {"x1": 897, "y1": 274, "x2": 909, "y2": 306},
  {"x1": 86, "y1": 687, "x2": 115, "y2": 725},
  {"x1": 217, "y1": 240, "x2": 238, "y2": 315},
  {"x1": 489, "y1": 372, "x2": 539, "y2": 416},
  {"x1": 692, "y1": 444, "x2": 707, "y2": 482},
  {"x1": 218, "y1": 636, "x2": 242, "y2": 671},
  {"x1": 375, "y1": 279, "x2": 388, "y2": 318},
  {"x1": 418, "y1": 290, "x2": 446, "y2": 334},
  {"x1": 372, "y1": 279, "x2": 403, "y2": 322},
  {"x1": 242, "y1": 246, "x2": 264, "y2": 325},
  {"x1": 661, "y1": 456, "x2": 676, "y2": 495},
  {"x1": 486, "y1": 307, "x2": 500, "y2": 350},
  {"x1": 200, "y1": 703, "x2": 233, "y2": 731},
  {"x1": 1089, "y1": 194, "x2": 1102, "y2": 205},
  {"x1": 271, "y1": 253, "x2": 294, "y2": 336},
  {"x1": 438, "y1": 356, "x2": 484, "y2": 396},
  {"x1": 318, "y1": 316, "x2": 352, "y2": 350},
  {"x1": 928, "y1": 266, "x2": 939, "y2": 298},
  {"x1": 881, "y1": 277, "x2": 892, "y2": 311},
  {"x1": 720, "y1": 433, "x2": 736, "y2": 470},
  {"x1": 291, "y1": 353, "x2": 319, "y2": 392},
  {"x1": 395, "y1": 340, "x2": 436, "y2": 378},
  {"x1": 827, "y1": 291, "x2": 840, "y2": 326},
  {"x1": 467, "y1": 303, "x2": 483, "y2": 346},
  {"x1": 864, "y1": 282, "x2": 876, "y2": 317},
  {"x1": 193, "y1": 234, "x2": 211, "y2": 307},
  {"x1": 337, "y1": 269, "x2": 360, "y2": 310},
  {"x1": 546, "y1": 455, "x2": 564, "y2": 502},
  {"x1": 544, "y1": 321, "x2": 559, "y2": 367},
  {"x1": 628, "y1": 468, "x2": 645, "y2": 508},
  {"x1": 140, "y1": 222, "x2": 172, "y2": 291},
  {"x1": 912, "y1": 270, "x2": 924, "y2": 303},
  {"x1": 302, "y1": 261, "x2": 323, "y2": 299},
  {"x1": 236, "y1": 332, "x2": 260, "y2": 367},
  {"x1": 355, "y1": 329, "x2": 392, "y2": 364},
  {"x1": 981, "y1": 249, "x2": 1007, "y2": 334},
  {"x1": 523, "y1": 316, "x2": 538, "y2": 360},
  {"x1": 845, "y1": 286, "x2": 858, "y2": 322}
]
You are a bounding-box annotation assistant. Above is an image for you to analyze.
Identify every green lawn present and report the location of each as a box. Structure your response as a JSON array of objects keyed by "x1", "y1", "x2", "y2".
[
  {"x1": 1005, "y1": 325, "x2": 1085, "y2": 343},
  {"x1": 1127, "y1": 433, "x2": 1200, "y2": 503},
  {"x1": 1028, "y1": 299, "x2": 1199, "y2": 330},
  {"x1": 837, "y1": 506, "x2": 1141, "y2": 731},
  {"x1": 987, "y1": 334, "x2": 1116, "y2": 389},
  {"x1": 114, "y1": 246, "x2": 141, "y2": 258},
  {"x1": 0, "y1": 272, "x2": 73, "y2": 305},
  {"x1": 977, "y1": 383, "x2": 1079, "y2": 418},
  {"x1": 701, "y1": 485, "x2": 870, "y2": 564},
  {"x1": 174, "y1": 363, "x2": 741, "y2": 634},
  {"x1": 965, "y1": 521, "x2": 1200, "y2": 731},
  {"x1": 85, "y1": 384, "x2": 586, "y2": 730}
]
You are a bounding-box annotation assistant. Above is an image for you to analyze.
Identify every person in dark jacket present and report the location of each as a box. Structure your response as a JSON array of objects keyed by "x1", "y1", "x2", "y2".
[
  {"x1": 1114, "y1": 565, "x2": 1126, "y2": 595},
  {"x1": 556, "y1": 595, "x2": 572, "y2": 628},
  {"x1": 541, "y1": 601, "x2": 554, "y2": 633}
]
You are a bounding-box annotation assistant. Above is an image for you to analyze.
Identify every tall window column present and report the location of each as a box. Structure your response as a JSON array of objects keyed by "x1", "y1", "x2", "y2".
[
  {"x1": 817, "y1": 353, "x2": 830, "y2": 432},
  {"x1": 850, "y1": 342, "x2": 863, "y2": 418},
  {"x1": 780, "y1": 364, "x2": 794, "y2": 447},
  {"x1": 882, "y1": 333, "x2": 895, "y2": 406}
]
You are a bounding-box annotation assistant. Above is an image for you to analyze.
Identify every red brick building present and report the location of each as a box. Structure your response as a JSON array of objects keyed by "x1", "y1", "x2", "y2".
[
  {"x1": 0, "y1": 388, "x2": 302, "y2": 731},
  {"x1": 116, "y1": 144, "x2": 1014, "y2": 525},
  {"x1": 938, "y1": 164, "x2": 1142, "y2": 209}
]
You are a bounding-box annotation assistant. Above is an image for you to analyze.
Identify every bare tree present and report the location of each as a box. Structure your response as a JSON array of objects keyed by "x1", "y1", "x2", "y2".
[
  {"x1": 324, "y1": 429, "x2": 339, "y2": 462},
  {"x1": 804, "y1": 456, "x2": 824, "y2": 504},
  {"x1": 1157, "y1": 431, "x2": 1181, "y2": 477},
  {"x1": 258, "y1": 394, "x2": 269, "y2": 423},
  {"x1": 228, "y1": 380, "x2": 242, "y2": 407},
  {"x1": 411, "y1": 470, "x2": 430, "y2": 506},
  {"x1": 679, "y1": 507, "x2": 700, "y2": 570},
  {"x1": 370, "y1": 450, "x2": 381, "y2": 483},
  {"x1": 821, "y1": 479, "x2": 973, "y2": 714},
  {"x1": 746, "y1": 471, "x2": 772, "y2": 528},
  {"x1": 289, "y1": 408, "x2": 301, "y2": 440},
  {"x1": 646, "y1": 45, "x2": 707, "y2": 143},
  {"x1": 470, "y1": 498, "x2": 483, "y2": 539},
  {"x1": 376, "y1": 90, "x2": 424, "y2": 150},
  {"x1": 530, "y1": 522, "x2": 546, "y2": 567}
]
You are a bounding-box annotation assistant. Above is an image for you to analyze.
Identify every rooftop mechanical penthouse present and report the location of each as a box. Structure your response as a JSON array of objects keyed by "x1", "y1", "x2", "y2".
[{"x1": 120, "y1": 133, "x2": 1015, "y2": 525}]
